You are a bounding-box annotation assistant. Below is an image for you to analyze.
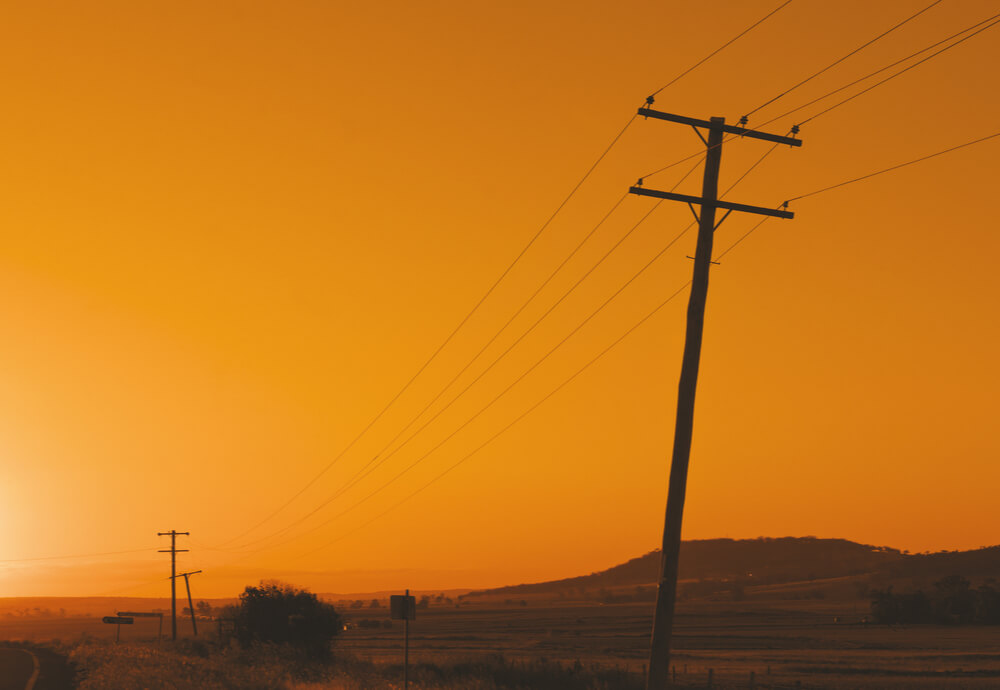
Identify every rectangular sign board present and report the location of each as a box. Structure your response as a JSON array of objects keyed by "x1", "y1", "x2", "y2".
[
  {"x1": 390, "y1": 595, "x2": 416, "y2": 620},
  {"x1": 102, "y1": 616, "x2": 134, "y2": 625},
  {"x1": 117, "y1": 611, "x2": 163, "y2": 618}
]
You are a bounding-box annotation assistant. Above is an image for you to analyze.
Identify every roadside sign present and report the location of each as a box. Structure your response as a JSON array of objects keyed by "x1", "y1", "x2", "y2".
[
  {"x1": 116, "y1": 611, "x2": 163, "y2": 640},
  {"x1": 390, "y1": 595, "x2": 416, "y2": 620},
  {"x1": 391, "y1": 591, "x2": 416, "y2": 690},
  {"x1": 102, "y1": 616, "x2": 134, "y2": 624}
]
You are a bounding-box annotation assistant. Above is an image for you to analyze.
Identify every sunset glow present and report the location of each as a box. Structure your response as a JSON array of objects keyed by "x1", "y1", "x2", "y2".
[{"x1": 1, "y1": 0, "x2": 998, "y2": 600}]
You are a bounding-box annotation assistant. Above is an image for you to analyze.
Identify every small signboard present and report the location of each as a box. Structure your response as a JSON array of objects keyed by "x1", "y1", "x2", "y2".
[
  {"x1": 103, "y1": 616, "x2": 134, "y2": 625},
  {"x1": 390, "y1": 594, "x2": 416, "y2": 620}
]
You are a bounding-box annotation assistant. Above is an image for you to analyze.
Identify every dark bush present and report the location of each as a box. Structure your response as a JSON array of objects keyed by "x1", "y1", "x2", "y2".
[{"x1": 233, "y1": 580, "x2": 342, "y2": 658}]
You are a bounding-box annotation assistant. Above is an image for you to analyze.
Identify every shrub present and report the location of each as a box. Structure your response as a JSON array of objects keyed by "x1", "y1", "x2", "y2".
[{"x1": 232, "y1": 580, "x2": 341, "y2": 658}]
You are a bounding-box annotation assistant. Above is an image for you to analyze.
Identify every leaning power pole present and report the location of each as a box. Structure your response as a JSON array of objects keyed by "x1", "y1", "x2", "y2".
[
  {"x1": 171, "y1": 570, "x2": 203, "y2": 636},
  {"x1": 629, "y1": 106, "x2": 801, "y2": 689},
  {"x1": 157, "y1": 530, "x2": 190, "y2": 641}
]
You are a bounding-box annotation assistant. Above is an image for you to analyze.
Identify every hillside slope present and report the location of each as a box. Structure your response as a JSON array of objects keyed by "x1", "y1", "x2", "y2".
[{"x1": 467, "y1": 538, "x2": 1000, "y2": 597}]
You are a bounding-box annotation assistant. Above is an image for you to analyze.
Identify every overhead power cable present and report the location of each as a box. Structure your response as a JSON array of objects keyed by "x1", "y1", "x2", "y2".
[
  {"x1": 786, "y1": 131, "x2": 1000, "y2": 203},
  {"x1": 741, "y1": 0, "x2": 943, "y2": 121},
  {"x1": 648, "y1": 0, "x2": 794, "y2": 99},
  {"x1": 227, "y1": 161, "x2": 704, "y2": 552},
  {"x1": 718, "y1": 131, "x2": 1000, "y2": 259},
  {"x1": 271, "y1": 227, "x2": 695, "y2": 554},
  {"x1": 796, "y1": 14, "x2": 1000, "y2": 126},
  {"x1": 294, "y1": 280, "x2": 693, "y2": 561},
  {"x1": 754, "y1": 10, "x2": 1000, "y2": 130},
  {"x1": 214, "y1": 0, "x2": 803, "y2": 550},
  {"x1": 647, "y1": 10, "x2": 998, "y2": 185},
  {"x1": 228, "y1": 143, "x2": 785, "y2": 557},
  {"x1": 713, "y1": 215, "x2": 775, "y2": 263},
  {"x1": 216, "y1": 113, "x2": 639, "y2": 548}
]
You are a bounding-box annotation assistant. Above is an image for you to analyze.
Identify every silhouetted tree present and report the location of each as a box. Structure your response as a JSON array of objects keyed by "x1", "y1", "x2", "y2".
[
  {"x1": 933, "y1": 575, "x2": 975, "y2": 624},
  {"x1": 871, "y1": 576, "x2": 1000, "y2": 625},
  {"x1": 232, "y1": 580, "x2": 342, "y2": 658}
]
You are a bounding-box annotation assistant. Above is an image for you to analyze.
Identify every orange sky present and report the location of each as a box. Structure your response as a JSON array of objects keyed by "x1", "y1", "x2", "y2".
[{"x1": 1, "y1": 0, "x2": 998, "y2": 598}]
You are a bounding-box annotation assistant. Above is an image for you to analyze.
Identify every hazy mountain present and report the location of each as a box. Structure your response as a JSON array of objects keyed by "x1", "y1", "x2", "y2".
[{"x1": 466, "y1": 538, "x2": 1000, "y2": 597}]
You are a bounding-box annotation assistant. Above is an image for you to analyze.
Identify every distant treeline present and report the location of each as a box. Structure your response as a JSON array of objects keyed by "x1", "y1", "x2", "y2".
[{"x1": 870, "y1": 576, "x2": 1000, "y2": 625}]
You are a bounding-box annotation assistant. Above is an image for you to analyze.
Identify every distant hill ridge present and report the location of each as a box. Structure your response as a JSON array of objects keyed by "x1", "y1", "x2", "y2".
[{"x1": 467, "y1": 537, "x2": 1000, "y2": 597}]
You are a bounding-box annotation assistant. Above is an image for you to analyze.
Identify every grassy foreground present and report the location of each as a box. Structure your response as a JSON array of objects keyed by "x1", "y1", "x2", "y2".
[{"x1": 69, "y1": 639, "x2": 643, "y2": 690}]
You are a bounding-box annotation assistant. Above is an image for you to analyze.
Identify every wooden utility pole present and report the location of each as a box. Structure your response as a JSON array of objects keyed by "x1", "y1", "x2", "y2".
[
  {"x1": 629, "y1": 107, "x2": 800, "y2": 689},
  {"x1": 157, "y1": 530, "x2": 190, "y2": 641},
  {"x1": 172, "y1": 570, "x2": 202, "y2": 636}
]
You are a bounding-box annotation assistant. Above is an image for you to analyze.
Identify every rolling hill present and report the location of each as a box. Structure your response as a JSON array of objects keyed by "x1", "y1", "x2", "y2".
[{"x1": 465, "y1": 537, "x2": 1000, "y2": 598}]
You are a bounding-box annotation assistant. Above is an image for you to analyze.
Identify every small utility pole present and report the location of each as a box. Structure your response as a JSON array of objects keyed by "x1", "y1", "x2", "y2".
[
  {"x1": 629, "y1": 106, "x2": 800, "y2": 689},
  {"x1": 404, "y1": 588, "x2": 410, "y2": 690},
  {"x1": 157, "y1": 530, "x2": 190, "y2": 641},
  {"x1": 171, "y1": 570, "x2": 202, "y2": 636},
  {"x1": 390, "y1": 590, "x2": 416, "y2": 690}
]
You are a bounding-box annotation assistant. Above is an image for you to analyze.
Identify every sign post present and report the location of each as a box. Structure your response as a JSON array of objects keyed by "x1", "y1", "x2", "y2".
[
  {"x1": 118, "y1": 611, "x2": 165, "y2": 641},
  {"x1": 103, "y1": 616, "x2": 134, "y2": 642},
  {"x1": 390, "y1": 590, "x2": 416, "y2": 690}
]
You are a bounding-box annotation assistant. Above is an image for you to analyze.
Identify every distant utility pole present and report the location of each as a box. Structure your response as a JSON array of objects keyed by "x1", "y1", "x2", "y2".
[
  {"x1": 629, "y1": 105, "x2": 801, "y2": 690},
  {"x1": 171, "y1": 570, "x2": 203, "y2": 636},
  {"x1": 157, "y1": 530, "x2": 190, "y2": 641}
]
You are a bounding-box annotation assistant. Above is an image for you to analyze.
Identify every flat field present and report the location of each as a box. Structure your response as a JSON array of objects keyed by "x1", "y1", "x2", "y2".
[
  {"x1": 336, "y1": 599, "x2": 1000, "y2": 688},
  {"x1": 4, "y1": 599, "x2": 1000, "y2": 687}
]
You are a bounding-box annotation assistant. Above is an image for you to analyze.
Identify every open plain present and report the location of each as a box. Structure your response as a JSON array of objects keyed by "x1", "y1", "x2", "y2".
[{"x1": 4, "y1": 594, "x2": 1000, "y2": 688}]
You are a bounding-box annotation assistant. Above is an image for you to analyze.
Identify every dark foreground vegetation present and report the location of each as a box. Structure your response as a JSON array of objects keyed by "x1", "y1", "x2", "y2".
[
  {"x1": 222, "y1": 580, "x2": 342, "y2": 659},
  {"x1": 69, "y1": 640, "x2": 641, "y2": 690}
]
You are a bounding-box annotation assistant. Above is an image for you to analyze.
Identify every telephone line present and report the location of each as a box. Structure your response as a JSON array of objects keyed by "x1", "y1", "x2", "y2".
[
  {"x1": 742, "y1": 0, "x2": 943, "y2": 121},
  {"x1": 229, "y1": 162, "x2": 705, "y2": 552},
  {"x1": 213, "y1": 2, "x2": 803, "y2": 548},
  {"x1": 796, "y1": 14, "x2": 1000, "y2": 126},
  {"x1": 719, "y1": 132, "x2": 1000, "y2": 257},
  {"x1": 648, "y1": 0, "x2": 794, "y2": 99},
  {"x1": 787, "y1": 131, "x2": 1000, "y2": 203},
  {"x1": 294, "y1": 281, "x2": 693, "y2": 561},
  {"x1": 229, "y1": 144, "x2": 784, "y2": 556},
  {"x1": 217, "y1": 112, "x2": 639, "y2": 548},
  {"x1": 755, "y1": 10, "x2": 1000, "y2": 130}
]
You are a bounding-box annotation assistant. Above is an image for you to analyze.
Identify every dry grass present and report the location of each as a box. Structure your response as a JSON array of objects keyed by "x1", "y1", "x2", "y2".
[{"x1": 68, "y1": 640, "x2": 641, "y2": 690}]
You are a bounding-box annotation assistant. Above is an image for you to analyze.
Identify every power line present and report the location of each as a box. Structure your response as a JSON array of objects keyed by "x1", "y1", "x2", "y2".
[
  {"x1": 213, "y1": 2, "x2": 798, "y2": 549},
  {"x1": 217, "y1": 112, "x2": 639, "y2": 547},
  {"x1": 797, "y1": 14, "x2": 1000, "y2": 126},
  {"x1": 227, "y1": 168, "x2": 700, "y2": 552},
  {"x1": 741, "y1": 0, "x2": 943, "y2": 121},
  {"x1": 786, "y1": 131, "x2": 1000, "y2": 203},
  {"x1": 755, "y1": 10, "x2": 1000, "y2": 130},
  {"x1": 718, "y1": 132, "x2": 1000, "y2": 258},
  {"x1": 294, "y1": 281, "x2": 694, "y2": 561},
  {"x1": 648, "y1": 0, "x2": 794, "y2": 99},
  {"x1": 231, "y1": 221, "x2": 695, "y2": 556},
  {"x1": 713, "y1": 215, "x2": 775, "y2": 263},
  {"x1": 233, "y1": 144, "x2": 786, "y2": 557},
  {"x1": 640, "y1": 8, "x2": 995, "y2": 182}
]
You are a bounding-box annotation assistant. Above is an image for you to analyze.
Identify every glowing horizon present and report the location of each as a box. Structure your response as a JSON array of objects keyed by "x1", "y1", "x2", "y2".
[{"x1": 2, "y1": 0, "x2": 999, "y2": 599}]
